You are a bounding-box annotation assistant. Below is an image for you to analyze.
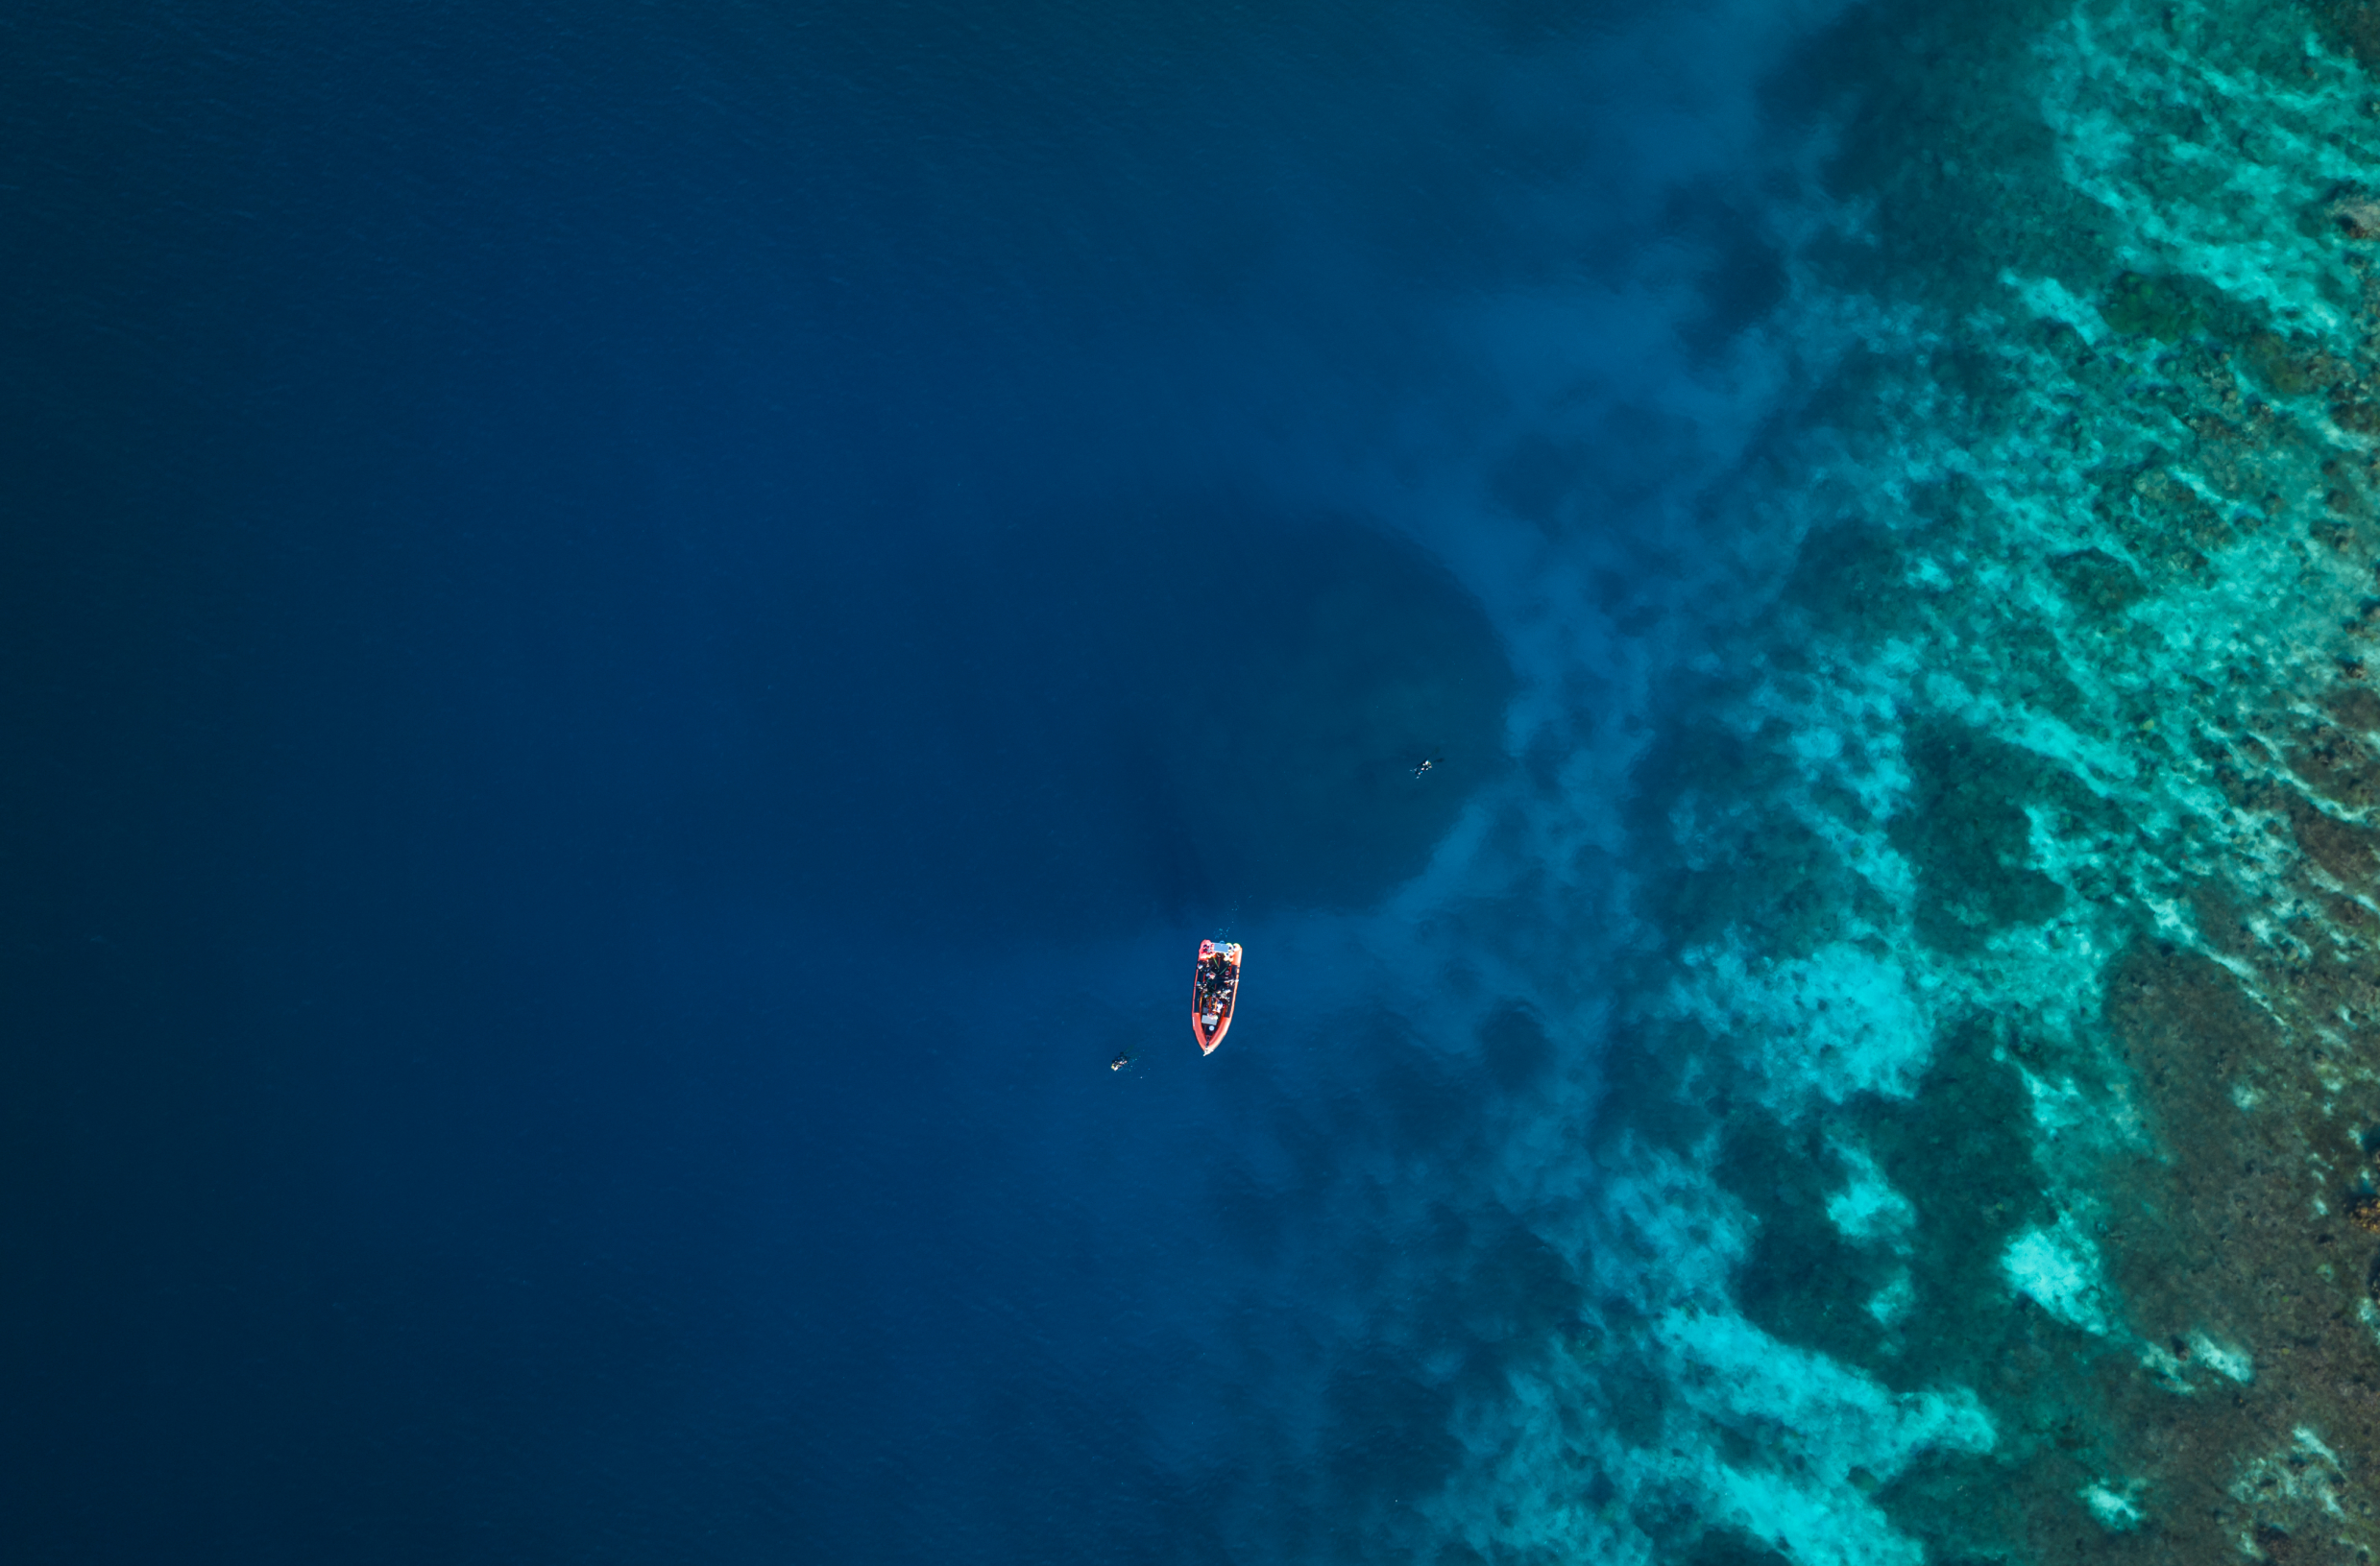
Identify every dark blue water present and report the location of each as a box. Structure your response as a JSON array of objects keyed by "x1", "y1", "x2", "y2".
[{"x1": 3, "y1": 1, "x2": 1855, "y2": 1559}]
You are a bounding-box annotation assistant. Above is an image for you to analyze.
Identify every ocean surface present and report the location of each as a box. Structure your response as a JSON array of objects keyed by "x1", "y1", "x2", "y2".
[{"x1": 12, "y1": 0, "x2": 2380, "y2": 1560}]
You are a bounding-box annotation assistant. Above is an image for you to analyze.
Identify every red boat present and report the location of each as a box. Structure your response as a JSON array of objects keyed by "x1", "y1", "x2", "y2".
[{"x1": 1192, "y1": 940, "x2": 1243, "y2": 1054}]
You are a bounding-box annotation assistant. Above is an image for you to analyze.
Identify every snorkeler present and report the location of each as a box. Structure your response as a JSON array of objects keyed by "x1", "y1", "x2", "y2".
[
  {"x1": 1412, "y1": 751, "x2": 1443, "y2": 779},
  {"x1": 1110, "y1": 1050, "x2": 1132, "y2": 1072}
]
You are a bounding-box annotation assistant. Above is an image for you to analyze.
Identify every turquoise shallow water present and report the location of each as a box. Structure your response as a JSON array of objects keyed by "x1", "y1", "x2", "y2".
[{"x1": 1402, "y1": 1, "x2": 2380, "y2": 1559}]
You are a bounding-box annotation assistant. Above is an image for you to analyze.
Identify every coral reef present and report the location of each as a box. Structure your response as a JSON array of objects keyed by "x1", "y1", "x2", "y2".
[{"x1": 1430, "y1": 0, "x2": 2380, "y2": 1559}]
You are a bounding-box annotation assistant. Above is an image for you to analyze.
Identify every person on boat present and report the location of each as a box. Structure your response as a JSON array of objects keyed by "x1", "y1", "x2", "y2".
[{"x1": 1195, "y1": 954, "x2": 1235, "y2": 1018}]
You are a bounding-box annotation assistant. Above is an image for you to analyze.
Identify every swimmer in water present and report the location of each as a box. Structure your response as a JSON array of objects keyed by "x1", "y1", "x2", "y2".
[
  {"x1": 1412, "y1": 752, "x2": 1443, "y2": 779},
  {"x1": 1110, "y1": 1050, "x2": 1132, "y2": 1072}
]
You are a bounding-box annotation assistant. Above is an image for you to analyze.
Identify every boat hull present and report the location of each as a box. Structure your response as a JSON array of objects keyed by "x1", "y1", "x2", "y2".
[{"x1": 1192, "y1": 939, "x2": 1242, "y2": 1054}]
